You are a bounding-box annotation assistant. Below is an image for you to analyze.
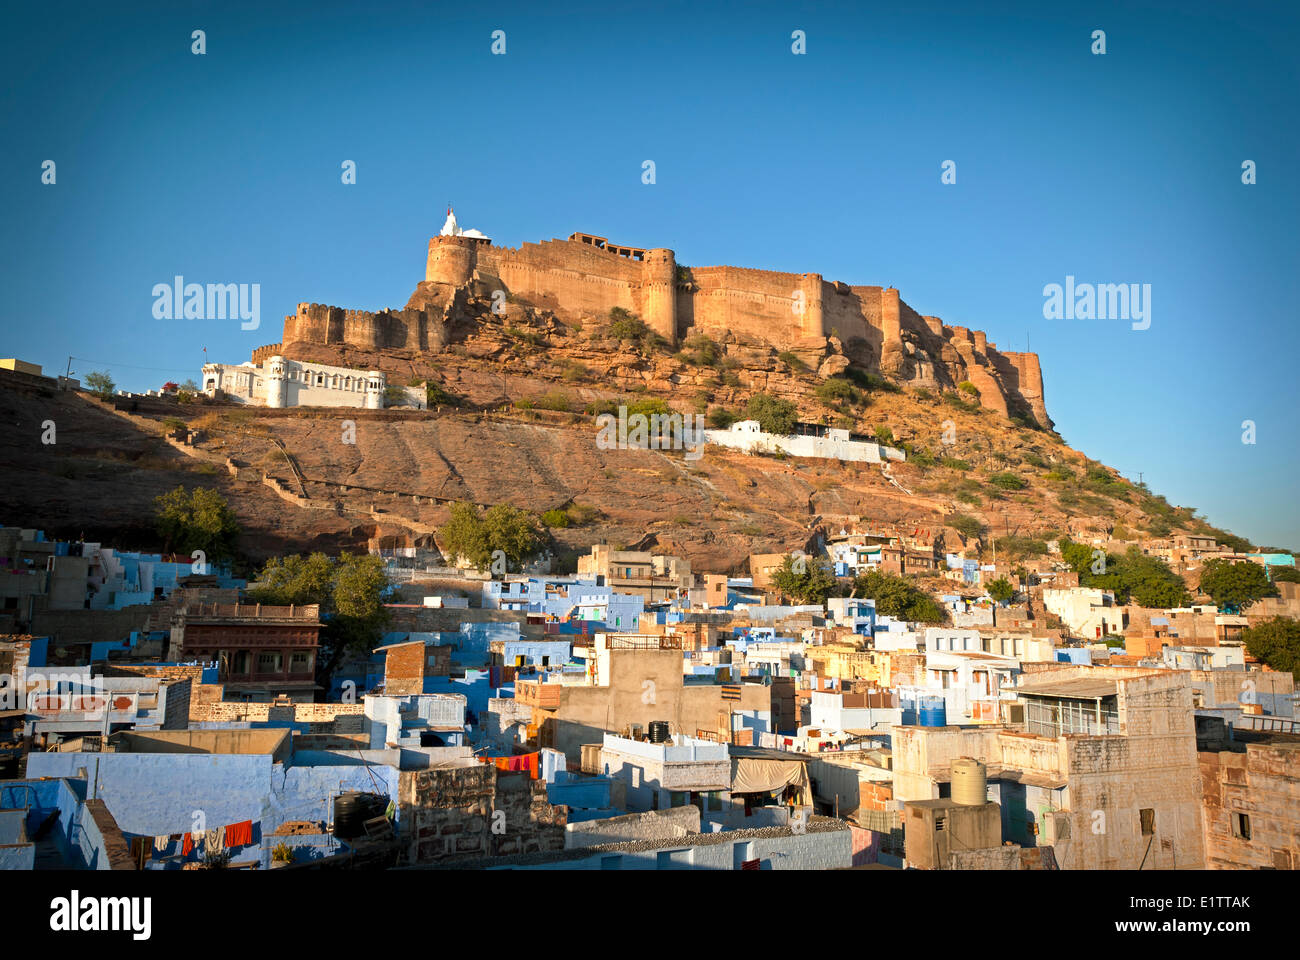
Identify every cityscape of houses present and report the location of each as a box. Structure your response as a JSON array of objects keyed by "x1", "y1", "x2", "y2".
[{"x1": 1, "y1": 512, "x2": 1295, "y2": 873}]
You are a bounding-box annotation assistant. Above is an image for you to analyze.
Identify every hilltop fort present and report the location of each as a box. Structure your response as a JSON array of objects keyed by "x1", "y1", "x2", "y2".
[{"x1": 264, "y1": 210, "x2": 1051, "y2": 428}]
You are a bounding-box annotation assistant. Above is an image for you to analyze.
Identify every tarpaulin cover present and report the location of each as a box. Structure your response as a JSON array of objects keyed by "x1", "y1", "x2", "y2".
[{"x1": 730, "y1": 757, "x2": 811, "y2": 796}]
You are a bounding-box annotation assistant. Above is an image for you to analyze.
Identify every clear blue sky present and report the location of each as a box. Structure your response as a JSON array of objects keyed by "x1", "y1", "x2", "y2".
[{"x1": 2, "y1": 1, "x2": 1297, "y2": 548}]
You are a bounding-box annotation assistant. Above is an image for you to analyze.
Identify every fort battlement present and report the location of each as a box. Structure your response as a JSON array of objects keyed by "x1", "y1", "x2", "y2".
[{"x1": 281, "y1": 227, "x2": 1052, "y2": 428}]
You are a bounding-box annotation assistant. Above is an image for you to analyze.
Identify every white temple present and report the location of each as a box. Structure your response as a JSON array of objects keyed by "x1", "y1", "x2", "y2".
[{"x1": 439, "y1": 205, "x2": 488, "y2": 240}]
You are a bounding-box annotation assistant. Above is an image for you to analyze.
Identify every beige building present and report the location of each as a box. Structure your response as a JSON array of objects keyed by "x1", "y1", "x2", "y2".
[
  {"x1": 892, "y1": 667, "x2": 1206, "y2": 869},
  {"x1": 517, "y1": 635, "x2": 768, "y2": 761},
  {"x1": 577, "y1": 545, "x2": 691, "y2": 603}
]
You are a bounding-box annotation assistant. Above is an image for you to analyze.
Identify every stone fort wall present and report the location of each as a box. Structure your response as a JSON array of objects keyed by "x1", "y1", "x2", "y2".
[{"x1": 277, "y1": 232, "x2": 1050, "y2": 426}]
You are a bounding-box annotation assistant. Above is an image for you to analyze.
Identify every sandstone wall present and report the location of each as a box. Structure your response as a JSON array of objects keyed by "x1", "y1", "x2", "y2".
[{"x1": 281, "y1": 232, "x2": 1051, "y2": 426}]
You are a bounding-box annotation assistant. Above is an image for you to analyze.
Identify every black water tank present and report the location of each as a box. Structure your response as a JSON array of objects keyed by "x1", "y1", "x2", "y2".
[
  {"x1": 333, "y1": 791, "x2": 387, "y2": 839},
  {"x1": 648, "y1": 721, "x2": 670, "y2": 743},
  {"x1": 333, "y1": 793, "x2": 364, "y2": 839}
]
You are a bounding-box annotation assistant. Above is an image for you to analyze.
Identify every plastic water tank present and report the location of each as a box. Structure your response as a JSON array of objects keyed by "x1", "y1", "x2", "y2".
[
  {"x1": 918, "y1": 695, "x2": 947, "y2": 727},
  {"x1": 951, "y1": 757, "x2": 988, "y2": 805},
  {"x1": 648, "y1": 721, "x2": 670, "y2": 744},
  {"x1": 333, "y1": 791, "x2": 387, "y2": 839}
]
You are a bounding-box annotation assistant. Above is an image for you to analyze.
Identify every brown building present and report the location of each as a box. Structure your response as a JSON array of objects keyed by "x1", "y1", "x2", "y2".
[
  {"x1": 1198, "y1": 721, "x2": 1300, "y2": 870},
  {"x1": 168, "y1": 601, "x2": 322, "y2": 700},
  {"x1": 749, "y1": 553, "x2": 787, "y2": 593}
]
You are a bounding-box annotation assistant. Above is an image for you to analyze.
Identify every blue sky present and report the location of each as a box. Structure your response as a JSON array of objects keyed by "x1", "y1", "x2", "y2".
[{"x1": 2, "y1": 1, "x2": 1297, "y2": 547}]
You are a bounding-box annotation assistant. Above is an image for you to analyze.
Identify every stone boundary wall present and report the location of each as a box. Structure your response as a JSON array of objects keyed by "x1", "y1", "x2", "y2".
[{"x1": 188, "y1": 697, "x2": 365, "y2": 726}]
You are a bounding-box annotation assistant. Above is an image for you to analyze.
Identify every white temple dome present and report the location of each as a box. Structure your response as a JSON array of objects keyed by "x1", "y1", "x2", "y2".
[{"x1": 439, "y1": 205, "x2": 489, "y2": 241}]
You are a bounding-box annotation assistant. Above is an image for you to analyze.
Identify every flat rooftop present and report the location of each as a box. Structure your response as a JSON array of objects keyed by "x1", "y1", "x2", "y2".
[{"x1": 1014, "y1": 677, "x2": 1119, "y2": 700}]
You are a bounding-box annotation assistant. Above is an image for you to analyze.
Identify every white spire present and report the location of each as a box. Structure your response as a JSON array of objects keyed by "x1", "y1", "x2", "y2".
[{"x1": 440, "y1": 205, "x2": 461, "y2": 237}]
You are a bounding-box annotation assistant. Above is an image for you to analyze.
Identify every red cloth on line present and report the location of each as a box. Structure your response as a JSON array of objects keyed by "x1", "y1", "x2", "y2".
[
  {"x1": 225, "y1": 820, "x2": 253, "y2": 847},
  {"x1": 182, "y1": 833, "x2": 193, "y2": 857}
]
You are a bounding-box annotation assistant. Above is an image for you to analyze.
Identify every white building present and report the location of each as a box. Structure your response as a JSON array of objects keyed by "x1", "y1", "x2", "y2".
[
  {"x1": 1042, "y1": 587, "x2": 1126, "y2": 639},
  {"x1": 702, "y1": 420, "x2": 905, "y2": 464},
  {"x1": 201, "y1": 355, "x2": 423, "y2": 410}
]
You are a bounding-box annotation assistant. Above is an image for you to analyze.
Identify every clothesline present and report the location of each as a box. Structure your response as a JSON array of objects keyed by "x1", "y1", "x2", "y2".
[
  {"x1": 478, "y1": 752, "x2": 539, "y2": 779},
  {"x1": 146, "y1": 817, "x2": 258, "y2": 860}
]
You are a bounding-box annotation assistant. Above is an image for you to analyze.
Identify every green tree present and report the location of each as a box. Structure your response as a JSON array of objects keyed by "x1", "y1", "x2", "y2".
[
  {"x1": 84, "y1": 370, "x2": 115, "y2": 398},
  {"x1": 437, "y1": 502, "x2": 545, "y2": 571},
  {"x1": 1058, "y1": 540, "x2": 1190, "y2": 607},
  {"x1": 851, "y1": 569, "x2": 946, "y2": 624},
  {"x1": 1269, "y1": 566, "x2": 1300, "y2": 584},
  {"x1": 541, "y1": 508, "x2": 571, "y2": 528},
  {"x1": 771, "y1": 554, "x2": 839, "y2": 604},
  {"x1": 1242, "y1": 616, "x2": 1300, "y2": 680},
  {"x1": 249, "y1": 552, "x2": 391, "y2": 688},
  {"x1": 153, "y1": 486, "x2": 240, "y2": 560},
  {"x1": 1199, "y1": 558, "x2": 1278, "y2": 612},
  {"x1": 745, "y1": 393, "x2": 798, "y2": 435},
  {"x1": 482, "y1": 503, "x2": 545, "y2": 568},
  {"x1": 988, "y1": 472, "x2": 1026, "y2": 490},
  {"x1": 707, "y1": 407, "x2": 737, "y2": 429},
  {"x1": 816, "y1": 377, "x2": 860, "y2": 407},
  {"x1": 1120, "y1": 548, "x2": 1191, "y2": 608},
  {"x1": 437, "y1": 502, "x2": 493, "y2": 568},
  {"x1": 987, "y1": 577, "x2": 1015, "y2": 604},
  {"x1": 948, "y1": 513, "x2": 984, "y2": 541}
]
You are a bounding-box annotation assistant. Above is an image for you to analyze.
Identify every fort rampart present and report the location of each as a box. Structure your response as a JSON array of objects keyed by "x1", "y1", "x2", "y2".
[{"x1": 276, "y1": 231, "x2": 1050, "y2": 427}]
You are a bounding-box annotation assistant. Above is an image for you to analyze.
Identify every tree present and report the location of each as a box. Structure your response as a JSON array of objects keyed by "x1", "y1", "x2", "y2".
[
  {"x1": 771, "y1": 555, "x2": 838, "y2": 604},
  {"x1": 1242, "y1": 617, "x2": 1300, "y2": 680},
  {"x1": 436, "y1": 502, "x2": 544, "y2": 571},
  {"x1": 988, "y1": 472, "x2": 1026, "y2": 490},
  {"x1": 1269, "y1": 566, "x2": 1300, "y2": 585},
  {"x1": 249, "y1": 552, "x2": 391, "y2": 689},
  {"x1": 707, "y1": 407, "x2": 737, "y2": 429},
  {"x1": 852, "y1": 569, "x2": 946, "y2": 624},
  {"x1": 153, "y1": 486, "x2": 240, "y2": 561},
  {"x1": 1120, "y1": 548, "x2": 1191, "y2": 608},
  {"x1": 987, "y1": 577, "x2": 1015, "y2": 605},
  {"x1": 84, "y1": 370, "x2": 115, "y2": 398},
  {"x1": 745, "y1": 393, "x2": 798, "y2": 435},
  {"x1": 949, "y1": 513, "x2": 984, "y2": 541},
  {"x1": 1058, "y1": 540, "x2": 1190, "y2": 607},
  {"x1": 482, "y1": 504, "x2": 546, "y2": 568},
  {"x1": 437, "y1": 502, "x2": 492, "y2": 568},
  {"x1": 1199, "y1": 558, "x2": 1278, "y2": 612}
]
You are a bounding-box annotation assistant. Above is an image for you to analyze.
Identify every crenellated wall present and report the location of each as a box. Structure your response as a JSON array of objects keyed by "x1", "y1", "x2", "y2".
[{"x1": 280, "y1": 230, "x2": 1050, "y2": 427}]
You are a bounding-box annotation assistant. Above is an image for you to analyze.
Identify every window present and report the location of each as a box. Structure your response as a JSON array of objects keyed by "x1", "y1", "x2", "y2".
[
  {"x1": 1232, "y1": 812, "x2": 1251, "y2": 841},
  {"x1": 289, "y1": 652, "x2": 312, "y2": 674},
  {"x1": 1140, "y1": 808, "x2": 1155, "y2": 836},
  {"x1": 935, "y1": 816, "x2": 947, "y2": 832},
  {"x1": 257, "y1": 652, "x2": 283, "y2": 674},
  {"x1": 669, "y1": 791, "x2": 689, "y2": 808}
]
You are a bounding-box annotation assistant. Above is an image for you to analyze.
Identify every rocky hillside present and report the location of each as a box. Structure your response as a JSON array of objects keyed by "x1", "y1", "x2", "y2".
[{"x1": 0, "y1": 290, "x2": 1247, "y2": 572}]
